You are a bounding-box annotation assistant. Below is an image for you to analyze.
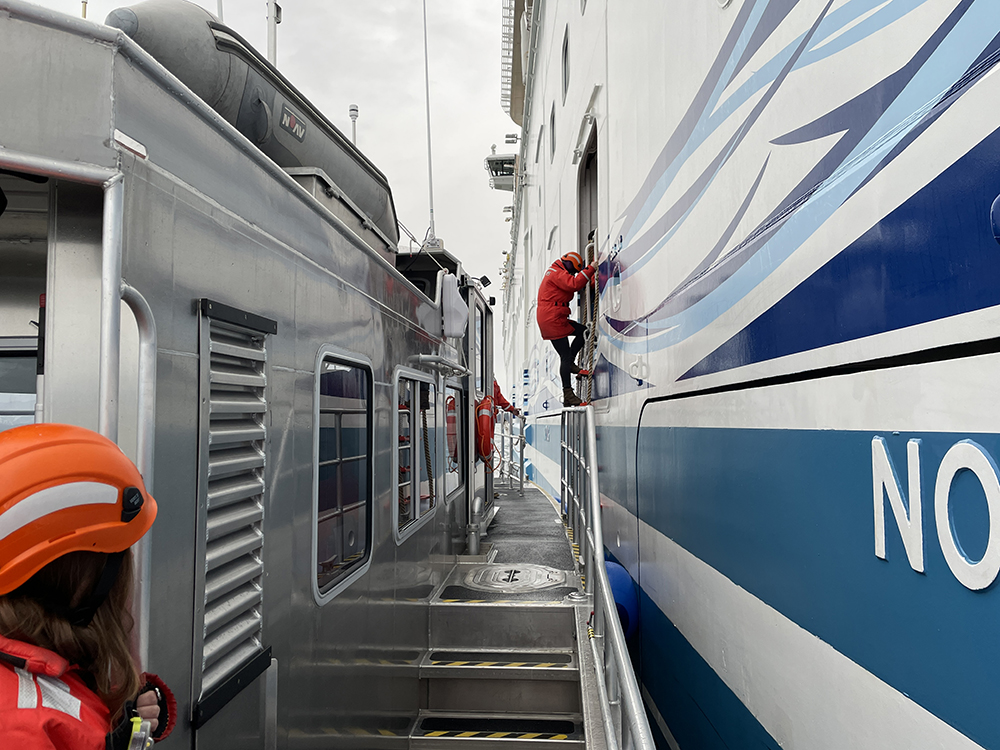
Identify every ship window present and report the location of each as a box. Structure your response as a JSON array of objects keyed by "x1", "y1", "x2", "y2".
[
  {"x1": 315, "y1": 356, "x2": 372, "y2": 595},
  {"x1": 550, "y1": 104, "x2": 556, "y2": 162},
  {"x1": 561, "y1": 27, "x2": 569, "y2": 103},
  {"x1": 536, "y1": 125, "x2": 544, "y2": 163},
  {"x1": 0, "y1": 350, "x2": 36, "y2": 432},
  {"x1": 444, "y1": 387, "x2": 465, "y2": 497},
  {"x1": 475, "y1": 306, "x2": 485, "y2": 393},
  {"x1": 396, "y1": 373, "x2": 440, "y2": 539}
]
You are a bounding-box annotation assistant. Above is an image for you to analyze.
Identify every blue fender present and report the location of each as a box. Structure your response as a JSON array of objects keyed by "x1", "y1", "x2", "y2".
[
  {"x1": 605, "y1": 560, "x2": 638, "y2": 640},
  {"x1": 991, "y1": 193, "x2": 1000, "y2": 245}
]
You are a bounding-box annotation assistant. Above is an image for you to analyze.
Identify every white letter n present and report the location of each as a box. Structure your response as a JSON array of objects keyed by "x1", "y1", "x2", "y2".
[{"x1": 872, "y1": 436, "x2": 924, "y2": 572}]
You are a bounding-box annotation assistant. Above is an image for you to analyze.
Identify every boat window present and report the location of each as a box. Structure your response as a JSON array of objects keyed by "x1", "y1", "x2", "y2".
[
  {"x1": 475, "y1": 307, "x2": 484, "y2": 393},
  {"x1": 0, "y1": 350, "x2": 36, "y2": 432},
  {"x1": 561, "y1": 26, "x2": 569, "y2": 103},
  {"x1": 536, "y1": 125, "x2": 544, "y2": 163},
  {"x1": 444, "y1": 387, "x2": 465, "y2": 497},
  {"x1": 316, "y1": 357, "x2": 371, "y2": 593},
  {"x1": 396, "y1": 375, "x2": 439, "y2": 537}
]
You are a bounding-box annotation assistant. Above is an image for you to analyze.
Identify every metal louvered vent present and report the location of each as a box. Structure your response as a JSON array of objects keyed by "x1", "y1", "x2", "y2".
[{"x1": 194, "y1": 301, "x2": 275, "y2": 708}]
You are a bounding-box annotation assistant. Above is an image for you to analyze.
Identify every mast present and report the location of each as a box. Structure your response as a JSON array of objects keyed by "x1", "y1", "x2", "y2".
[{"x1": 422, "y1": 0, "x2": 436, "y2": 242}]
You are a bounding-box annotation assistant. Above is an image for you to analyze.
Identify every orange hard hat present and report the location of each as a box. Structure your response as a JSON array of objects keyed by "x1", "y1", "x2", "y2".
[
  {"x1": 0, "y1": 423, "x2": 157, "y2": 595},
  {"x1": 561, "y1": 251, "x2": 584, "y2": 272}
]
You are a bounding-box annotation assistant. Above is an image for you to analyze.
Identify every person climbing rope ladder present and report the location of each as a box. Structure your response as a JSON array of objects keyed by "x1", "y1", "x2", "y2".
[{"x1": 536, "y1": 248, "x2": 597, "y2": 406}]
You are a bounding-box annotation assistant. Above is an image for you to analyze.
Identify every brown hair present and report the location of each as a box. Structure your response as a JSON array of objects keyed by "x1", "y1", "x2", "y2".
[{"x1": 0, "y1": 549, "x2": 140, "y2": 721}]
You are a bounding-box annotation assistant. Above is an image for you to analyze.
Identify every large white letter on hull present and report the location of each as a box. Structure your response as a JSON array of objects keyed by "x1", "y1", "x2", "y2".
[
  {"x1": 872, "y1": 437, "x2": 924, "y2": 572},
  {"x1": 934, "y1": 440, "x2": 1000, "y2": 591}
]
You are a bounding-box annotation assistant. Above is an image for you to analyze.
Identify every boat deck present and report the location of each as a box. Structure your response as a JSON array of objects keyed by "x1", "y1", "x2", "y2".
[
  {"x1": 433, "y1": 482, "x2": 579, "y2": 605},
  {"x1": 488, "y1": 483, "x2": 576, "y2": 571}
]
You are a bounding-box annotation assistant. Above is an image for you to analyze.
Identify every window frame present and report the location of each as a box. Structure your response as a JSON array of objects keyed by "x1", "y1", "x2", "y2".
[
  {"x1": 443, "y1": 381, "x2": 467, "y2": 502},
  {"x1": 393, "y1": 366, "x2": 442, "y2": 544},
  {"x1": 312, "y1": 345, "x2": 375, "y2": 605}
]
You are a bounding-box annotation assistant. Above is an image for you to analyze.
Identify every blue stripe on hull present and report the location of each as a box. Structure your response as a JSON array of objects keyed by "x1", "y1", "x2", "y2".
[
  {"x1": 636, "y1": 425, "x2": 999, "y2": 747},
  {"x1": 683, "y1": 111, "x2": 1000, "y2": 379},
  {"x1": 638, "y1": 588, "x2": 780, "y2": 750}
]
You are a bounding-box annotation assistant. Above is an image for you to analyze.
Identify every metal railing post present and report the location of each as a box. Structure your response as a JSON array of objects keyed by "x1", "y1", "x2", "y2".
[
  {"x1": 508, "y1": 414, "x2": 515, "y2": 488},
  {"x1": 518, "y1": 414, "x2": 525, "y2": 496},
  {"x1": 560, "y1": 414, "x2": 567, "y2": 519},
  {"x1": 558, "y1": 405, "x2": 655, "y2": 750},
  {"x1": 578, "y1": 415, "x2": 597, "y2": 594}
]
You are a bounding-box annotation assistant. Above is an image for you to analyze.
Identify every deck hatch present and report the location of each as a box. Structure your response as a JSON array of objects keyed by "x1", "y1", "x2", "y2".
[{"x1": 194, "y1": 303, "x2": 274, "y2": 721}]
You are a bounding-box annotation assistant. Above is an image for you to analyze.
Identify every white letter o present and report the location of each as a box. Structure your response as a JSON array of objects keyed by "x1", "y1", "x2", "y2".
[{"x1": 934, "y1": 440, "x2": 1000, "y2": 591}]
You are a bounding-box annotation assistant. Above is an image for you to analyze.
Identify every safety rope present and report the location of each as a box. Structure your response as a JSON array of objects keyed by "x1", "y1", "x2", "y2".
[
  {"x1": 422, "y1": 395, "x2": 434, "y2": 504},
  {"x1": 583, "y1": 239, "x2": 599, "y2": 403}
]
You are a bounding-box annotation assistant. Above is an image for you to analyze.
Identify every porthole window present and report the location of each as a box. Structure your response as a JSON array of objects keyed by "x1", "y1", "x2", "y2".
[
  {"x1": 313, "y1": 352, "x2": 372, "y2": 600},
  {"x1": 395, "y1": 371, "x2": 440, "y2": 540}
]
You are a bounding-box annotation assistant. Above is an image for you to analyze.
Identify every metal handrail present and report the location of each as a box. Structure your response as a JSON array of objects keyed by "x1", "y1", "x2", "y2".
[
  {"x1": 494, "y1": 411, "x2": 525, "y2": 494},
  {"x1": 561, "y1": 405, "x2": 655, "y2": 750},
  {"x1": 0, "y1": 149, "x2": 159, "y2": 672}
]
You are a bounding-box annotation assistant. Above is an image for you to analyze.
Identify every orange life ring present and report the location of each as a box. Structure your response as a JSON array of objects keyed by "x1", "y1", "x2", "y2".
[{"x1": 475, "y1": 396, "x2": 494, "y2": 460}]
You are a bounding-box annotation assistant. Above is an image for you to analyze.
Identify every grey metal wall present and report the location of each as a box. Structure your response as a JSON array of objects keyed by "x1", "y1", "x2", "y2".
[{"x1": 0, "y1": 5, "x2": 472, "y2": 747}]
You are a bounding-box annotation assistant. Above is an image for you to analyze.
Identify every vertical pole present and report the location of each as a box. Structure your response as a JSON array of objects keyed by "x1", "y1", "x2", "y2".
[
  {"x1": 216, "y1": 0, "x2": 224, "y2": 21},
  {"x1": 81, "y1": 0, "x2": 87, "y2": 18},
  {"x1": 508, "y1": 415, "x2": 514, "y2": 488},
  {"x1": 98, "y1": 175, "x2": 124, "y2": 441},
  {"x1": 560, "y1": 415, "x2": 567, "y2": 519},
  {"x1": 519, "y1": 414, "x2": 525, "y2": 496},
  {"x1": 34, "y1": 295, "x2": 45, "y2": 423},
  {"x1": 421, "y1": 0, "x2": 436, "y2": 239},
  {"x1": 349, "y1": 104, "x2": 359, "y2": 145},
  {"x1": 584, "y1": 415, "x2": 594, "y2": 595},
  {"x1": 267, "y1": 0, "x2": 278, "y2": 66}
]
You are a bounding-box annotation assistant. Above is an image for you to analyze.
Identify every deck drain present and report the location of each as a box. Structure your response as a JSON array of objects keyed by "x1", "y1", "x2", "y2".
[{"x1": 463, "y1": 564, "x2": 569, "y2": 593}]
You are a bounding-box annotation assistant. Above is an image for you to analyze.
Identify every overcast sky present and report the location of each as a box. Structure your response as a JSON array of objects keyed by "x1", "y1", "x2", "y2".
[{"x1": 30, "y1": 0, "x2": 517, "y2": 289}]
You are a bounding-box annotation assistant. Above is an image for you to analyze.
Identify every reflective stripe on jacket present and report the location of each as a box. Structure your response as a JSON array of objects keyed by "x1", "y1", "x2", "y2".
[
  {"x1": 0, "y1": 633, "x2": 110, "y2": 749},
  {"x1": 535, "y1": 260, "x2": 596, "y2": 340}
]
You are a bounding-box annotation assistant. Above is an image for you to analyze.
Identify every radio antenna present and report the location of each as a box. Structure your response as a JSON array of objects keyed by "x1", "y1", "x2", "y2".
[
  {"x1": 422, "y1": 0, "x2": 436, "y2": 242},
  {"x1": 267, "y1": 1, "x2": 281, "y2": 66}
]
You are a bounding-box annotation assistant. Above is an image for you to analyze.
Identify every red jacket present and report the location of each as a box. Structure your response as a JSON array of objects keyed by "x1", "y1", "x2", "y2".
[
  {"x1": 536, "y1": 260, "x2": 596, "y2": 340},
  {"x1": 493, "y1": 381, "x2": 514, "y2": 413},
  {"x1": 0, "y1": 634, "x2": 111, "y2": 749}
]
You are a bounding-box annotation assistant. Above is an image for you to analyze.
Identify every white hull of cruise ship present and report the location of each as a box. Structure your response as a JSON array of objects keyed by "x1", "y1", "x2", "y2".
[{"x1": 499, "y1": 1, "x2": 1000, "y2": 747}]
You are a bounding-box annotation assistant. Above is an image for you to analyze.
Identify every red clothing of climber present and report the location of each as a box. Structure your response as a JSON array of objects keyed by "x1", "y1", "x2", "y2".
[
  {"x1": 493, "y1": 380, "x2": 519, "y2": 416},
  {"x1": 536, "y1": 250, "x2": 596, "y2": 405},
  {"x1": 536, "y1": 252, "x2": 597, "y2": 340}
]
